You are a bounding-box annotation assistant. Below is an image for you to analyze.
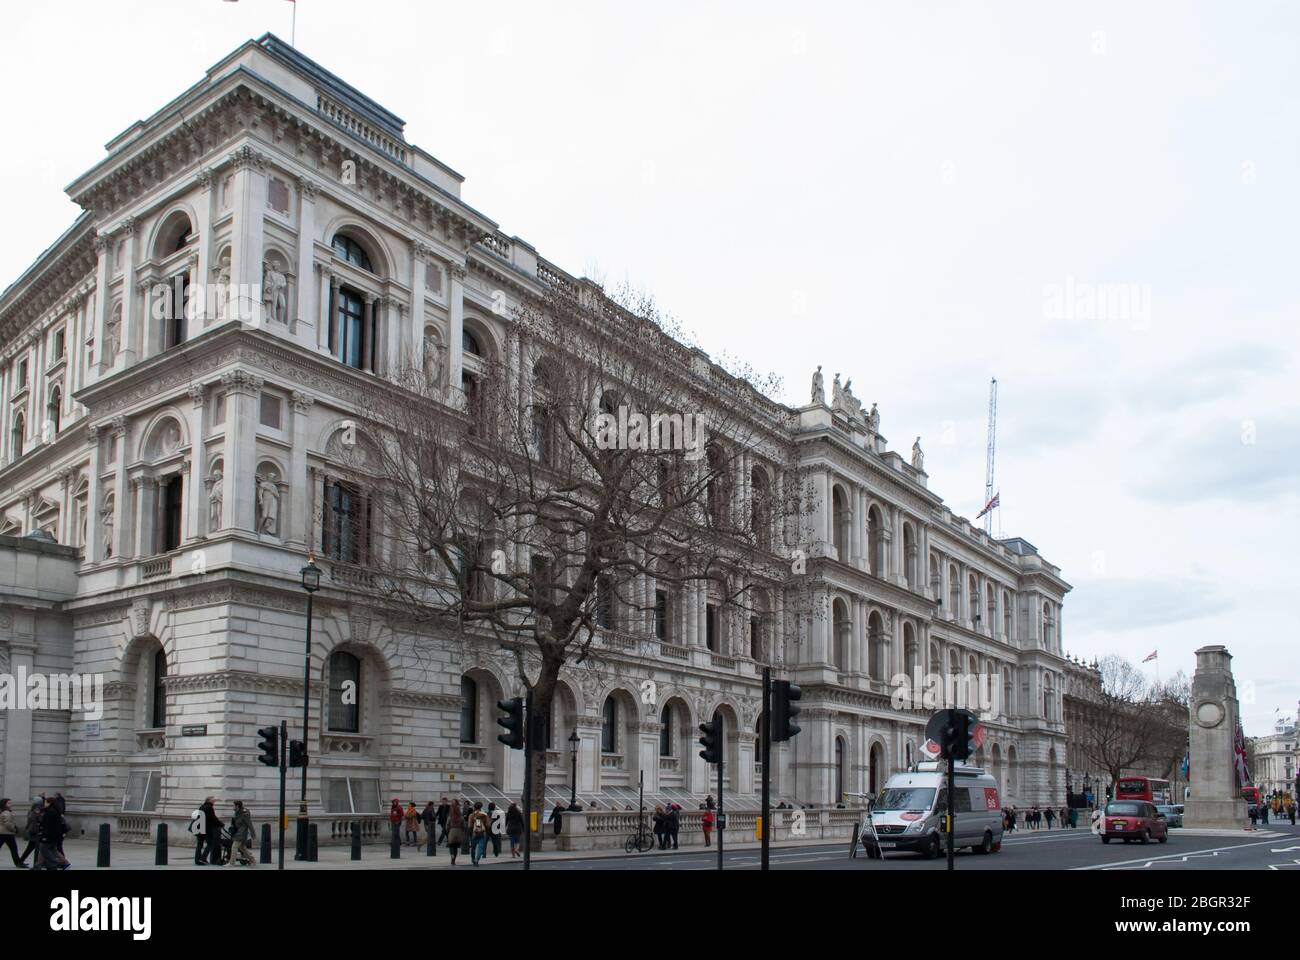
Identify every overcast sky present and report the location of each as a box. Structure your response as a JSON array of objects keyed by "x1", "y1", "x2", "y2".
[{"x1": 2, "y1": 1, "x2": 1295, "y2": 735}]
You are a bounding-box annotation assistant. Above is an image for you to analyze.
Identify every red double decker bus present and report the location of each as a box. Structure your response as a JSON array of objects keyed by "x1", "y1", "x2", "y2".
[
  {"x1": 1240, "y1": 785, "x2": 1261, "y2": 809},
  {"x1": 1114, "y1": 777, "x2": 1172, "y2": 806}
]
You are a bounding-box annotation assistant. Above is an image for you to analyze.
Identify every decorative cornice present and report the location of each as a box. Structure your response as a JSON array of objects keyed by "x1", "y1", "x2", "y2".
[
  {"x1": 228, "y1": 145, "x2": 269, "y2": 172},
  {"x1": 291, "y1": 390, "x2": 316, "y2": 413},
  {"x1": 296, "y1": 176, "x2": 320, "y2": 200},
  {"x1": 219, "y1": 369, "x2": 263, "y2": 396},
  {"x1": 381, "y1": 690, "x2": 462, "y2": 711}
]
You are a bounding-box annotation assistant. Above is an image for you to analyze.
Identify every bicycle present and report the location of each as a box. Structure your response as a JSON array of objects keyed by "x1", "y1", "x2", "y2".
[{"x1": 624, "y1": 817, "x2": 655, "y2": 853}]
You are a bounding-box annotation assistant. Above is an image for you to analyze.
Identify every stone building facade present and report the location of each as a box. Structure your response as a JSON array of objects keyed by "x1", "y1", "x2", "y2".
[
  {"x1": 1251, "y1": 718, "x2": 1296, "y2": 796},
  {"x1": 0, "y1": 35, "x2": 1073, "y2": 839}
]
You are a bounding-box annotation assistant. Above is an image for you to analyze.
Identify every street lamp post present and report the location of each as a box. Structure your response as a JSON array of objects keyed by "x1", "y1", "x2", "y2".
[
  {"x1": 568, "y1": 730, "x2": 580, "y2": 807},
  {"x1": 297, "y1": 555, "x2": 321, "y2": 860}
]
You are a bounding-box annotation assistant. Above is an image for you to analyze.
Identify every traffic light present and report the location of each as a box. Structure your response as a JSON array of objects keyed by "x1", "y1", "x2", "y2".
[
  {"x1": 945, "y1": 712, "x2": 969, "y2": 761},
  {"x1": 497, "y1": 697, "x2": 524, "y2": 750},
  {"x1": 771, "y1": 680, "x2": 802, "y2": 742},
  {"x1": 288, "y1": 740, "x2": 308, "y2": 768},
  {"x1": 698, "y1": 716, "x2": 721, "y2": 764},
  {"x1": 257, "y1": 726, "x2": 279, "y2": 767}
]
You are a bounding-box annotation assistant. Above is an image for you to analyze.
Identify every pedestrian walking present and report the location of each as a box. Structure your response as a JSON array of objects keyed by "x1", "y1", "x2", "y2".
[
  {"x1": 228, "y1": 801, "x2": 255, "y2": 866},
  {"x1": 652, "y1": 805, "x2": 666, "y2": 849},
  {"x1": 667, "y1": 804, "x2": 681, "y2": 849},
  {"x1": 1261, "y1": 802, "x2": 1270, "y2": 825},
  {"x1": 1045, "y1": 807, "x2": 1054, "y2": 830},
  {"x1": 403, "y1": 801, "x2": 420, "y2": 846},
  {"x1": 36, "y1": 795, "x2": 67, "y2": 871},
  {"x1": 18, "y1": 801, "x2": 41, "y2": 867},
  {"x1": 447, "y1": 802, "x2": 465, "y2": 864},
  {"x1": 436, "y1": 796, "x2": 451, "y2": 843},
  {"x1": 421, "y1": 801, "x2": 438, "y2": 853},
  {"x1": 467, "y1": 802, "x2": 490, "y2": 866},
  {"x1": 189, "y1": 805, "x2": 207, "y2": 864},
  {"x1": 200, "y1": 796, "x2": 223, "y2": 865},
  {"x1": 1069, "y1": 807, "x2": 1078, "y2": 829},
  {"x1": 1288, "y1": 800, "x2": 1296, "y2": 825},
  {"x1": 388, "y1": 798, "x2": 403, "y2": 846},
  {"x1": 701, "y1": 804, "x2": 715, "y2": 846},
  {"x1": 1248, "y1": 804, "x2": 1258, "y2": 828},
  {"x1": 548, "y1": 801, "x2": 565, "y2": 838},
  {"x1": 0, "y1": 799, "x2": 26, "y2": 868},
  {"x1": 486, "y1": 802, "x2": 502, "y2": 857},
  {"x1": 505, "y1": 802, "x2": 524, "y2": 858}
]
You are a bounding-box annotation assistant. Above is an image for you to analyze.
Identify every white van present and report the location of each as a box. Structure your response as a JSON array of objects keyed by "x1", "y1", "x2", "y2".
[{"x1": 863, "y1": 763, "x2": 1004, "y2": 859}]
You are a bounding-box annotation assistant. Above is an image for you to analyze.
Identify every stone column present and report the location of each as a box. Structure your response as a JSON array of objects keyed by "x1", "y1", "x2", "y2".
[
  {"x1": 227, "y1": 146, "x2": 268, "y2": 326},
  {"x1": 289, "y1": 392, "x2": 315, "y2": 548},
  {"x1": 91, "y1": 235, "x2": 112, "y2": 376},
  {"x1": 111, "y1": 418, "x2": 131, "y2": 560},
  {"x1": 448, "y1": 263, "x2": 466, "y2": 396},
  {"x1": 409, "y1": 239, "x2": 429, "y2": 370},
  {"x1": 193, "y1": 168, "x2": 215, "y2": 327},
  {"x1": 318, "y1": 268, "x2": 336, "y2": 353},
  {"x1": 296, "y1": 177, "x2": 319, "y2": 345},
  {"x1": 221, "y1": 371, "x2": 263, "y2": 532},
  {"x1": 84, "y1": 424, "x2": 104, "y2": 561},
  {"x1": 1, "y1": 633, "x2": 36, "y2": 802},
  {"x1": 849, "y1": 484, "x2": 862, "y2": 567},
  {"x1": 185, "y1": 384, "x2": 206, "y2": 544},
  {"x1": 119, "y1": 218, "x2": 141, "y2": 366},
  {"x1": 133, "y1": 476, "x2": 157, "y2": 558}
]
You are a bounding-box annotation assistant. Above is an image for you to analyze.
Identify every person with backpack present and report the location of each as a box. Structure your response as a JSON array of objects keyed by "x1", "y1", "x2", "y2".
[
  {"x1": 505, "y1": 802, "x2": 524, "y2": 858},
  {"x1": 446, "y1": 802, "x2": 465, "y2": 865},
  {"x1": 467, "y1": 801, "x2": 490, "y2": 866},
  {"x1": 228, "y1": 801, "x2": 255, "y2": 867}
]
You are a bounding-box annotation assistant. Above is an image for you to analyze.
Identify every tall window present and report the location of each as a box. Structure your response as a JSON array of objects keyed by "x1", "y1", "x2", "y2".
[
  {"x1": 459, "y1": 677, "x2": 478, "y2": 743},
  {"x1": 654, "y1": 589, "x2": 669, "y2": 640},
  {"x1": 601, "y1": 697, "x2": 618, "y2": 753},
  {"x1": 328, "y1": 652, "x2": 361, "y2": 732},
  {"x1": 159, "y1": 475, "x2": 183, "y2": 552},
  {"x1": 11, "y1": 411, "x2": 23, "y2": 458},
  {"x1": 150, "y1": 648, "x2": 167, "y2": 729},
  {"x1": 750, "y1": 616, "x2": 762, "y2": 661},
  {"x1": 46, "y1": 387, "x2": 61, "y2": 436},
  {"x1": 1003, "y1": 591, "x2": 1012, "y2": 639},
  {"x1": 323, "y1": 479, "x2": 367, "y2": 564},
  {"x1": 834, "y1": 738, "x2": 845, "y2": 803},
  {"x1": 334, "y1": 288, "x2": 365, "y2": 369},
  {"x1": 705, "y1": 603, "x2": 720, "y2": 652},
  {"x1": 53, "y1": 329, "x2": 65, "y2": 358},
  {"x1": 659, "y1": 704, "x2": 673, "y2": 757},
  {"x1": 596, "y1": 575, "x2": 614, "y2": 629},
  {"x1": 163, "y1": 273, "x2": 189, "y2": 349}
]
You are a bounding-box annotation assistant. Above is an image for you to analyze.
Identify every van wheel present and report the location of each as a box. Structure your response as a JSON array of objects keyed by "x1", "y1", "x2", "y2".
[
  {"x1": 923, "y1": 834, "x2": 941, "y2": 860},
  {"x1": 973, "y1": 831, "x2": 993, "y2": 855},
  {"x1": 1157, "y1": 834, "x2": 1167, "y2": 844}
]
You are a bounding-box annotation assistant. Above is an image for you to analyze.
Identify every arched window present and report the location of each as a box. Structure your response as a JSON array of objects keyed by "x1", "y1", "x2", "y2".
[
  {"x1": 11, "y1": 411, "x2": 24, "y2": 459},
  {"x1": 459, "y1": 676, "x2": 478, "y2": 743},
  {"x1": 601, "y1": 697, "x2": 618, "y2": 753},
  {"x1": 1003, "y1": 590, "x2": 1012, "y2": 639},
  {"x1": 332, "y1": 234, "x2": 373, "y2": 272},
  {"x1": 948, "y1": 565, "x2": 960, "y2": 617},
  {"x1": 968, "y1": 573, "x2": 979, "y2": 622},
  {"x1": 463, "y1": 329, "x2": 482, "y2": 357},
  {"x1": 46, "y1": 387, "x2": 61, "y2": 437},
  {"x1": 150, "y1": 648, "x2": 167, "y2": 729},
  {"x1": 902, "y1": 523, "x2": 916, "y2": 587},
  {"x1": 659, "y1": 704, "x2": 673, "y2": 757},
  {"x1": 328, "y1": 651, "x2": 361, "y2": 732},
  {"x1": 867, "y1": 505, "x2": 884, "y2": 576},
  {"x1": 832, "y1": 486, "x2": 847, "y2": 558}
]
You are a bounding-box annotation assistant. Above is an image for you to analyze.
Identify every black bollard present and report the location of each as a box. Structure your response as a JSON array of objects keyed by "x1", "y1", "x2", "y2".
[
  {"x1": 155, "y1": 823, "x2": 168, "y2": 865},
  {"x1": 351, "y1": 821, "x2": 361, "y2": 861},
  {"x1": 390, "y1": 822, "x2": 401, "y2": 859},
  {"x1": 308, "y1": 823, "x2": 318, "y2": 862},
  {"x1": 97, "y1": 823, "x2": 111, "y2": 868},
  {"x1": 260, "y1": 823, "x2": 272, "y2": 865}
]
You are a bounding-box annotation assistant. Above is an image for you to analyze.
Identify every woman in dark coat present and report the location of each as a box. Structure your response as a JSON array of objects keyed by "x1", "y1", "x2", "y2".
[
  {"x1": 446, "y1": 802, "x2": 465, "y2": 865},
  {"x1": 548, "y1": 802, "x2": 565, "y2": 837},
  {"x1": 652, "y1": 805, "x2": 666, "y2": 849},
  {"x1": 505, "y1": 802, "x2": 524, "y2": 858}
]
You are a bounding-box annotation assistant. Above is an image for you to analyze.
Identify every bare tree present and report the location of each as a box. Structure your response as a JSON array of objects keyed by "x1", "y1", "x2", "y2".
[
  {"x1": 1074, "y1": 657, "x2": 1190, "y2": 791},
  {"x1": 341, "y1": 279, "x2": 816, "y2": 816}
]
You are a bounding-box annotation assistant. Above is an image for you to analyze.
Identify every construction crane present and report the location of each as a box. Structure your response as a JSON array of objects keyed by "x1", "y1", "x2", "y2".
[{"x1": 980, "y1": 378, "x2": 998, "y2": 535}]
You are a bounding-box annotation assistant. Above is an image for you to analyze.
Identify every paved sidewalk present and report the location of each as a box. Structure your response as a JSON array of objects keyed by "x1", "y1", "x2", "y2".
[{"x1": 20, "y1": 833, "x2": 846, "y2": 870}]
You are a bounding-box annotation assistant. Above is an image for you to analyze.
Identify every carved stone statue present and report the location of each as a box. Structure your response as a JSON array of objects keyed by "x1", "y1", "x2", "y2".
[
  {"x1": 811, "y1": 365, "x2": 824, "y2": 406},
  {"x1": 423, "y1": 335, "x2": 443, "y2": 389},
  {"x1": 912, "y1": 436, "x2": 925, "y2": 471},
  {"x1": 256, "y1": 476, "x2": 280, "y2": 535},
  {"x1": 262, "y1": 259, "x2": 288, "y2": 323},
  {"x1": 105, "y1": 311, "x2": 121, "y2": 361},
  {"x1": 831, "y1": 373, "x2": 843, "y2": 411},
  {"x1": 101, "y1": 503, "x2": 114, "y2": 559},
  {"x1": 208, "y1": 469, "x2": 223, "y2": 531},
  {"x1": 843, "y1": 378, "x2": 865, "y2": 426},
  {"x1": 868, "y1": 402, "x2": 880, "y2": 434},
  {"x1": 214, "y1": 253, "x2": 232, "y2": 320}
]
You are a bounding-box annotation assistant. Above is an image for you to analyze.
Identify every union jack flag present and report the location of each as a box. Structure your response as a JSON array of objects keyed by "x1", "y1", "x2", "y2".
[
  {"x1": 1142, "y1": 650, "x2": 1158, "y2": 663},
  {"x1": 976, "y1": 492, "x2": 1000, "y2": 519}
]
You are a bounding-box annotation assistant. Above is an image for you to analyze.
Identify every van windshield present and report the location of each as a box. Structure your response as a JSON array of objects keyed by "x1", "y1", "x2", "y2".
[{"x1": 875, "y1": 788, "x2": 936, "y2": 811}]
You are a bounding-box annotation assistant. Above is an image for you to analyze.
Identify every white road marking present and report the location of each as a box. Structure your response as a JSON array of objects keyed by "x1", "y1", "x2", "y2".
[{"x1": 1074, "y1": 836, "x2": 1290, "y2": 870}]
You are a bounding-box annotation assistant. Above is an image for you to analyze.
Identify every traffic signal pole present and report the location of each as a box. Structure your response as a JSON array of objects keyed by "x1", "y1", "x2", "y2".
[
  {"x1": 946, "y1": 750, "x2": 956, "y2": 872},
  {"x1": 523, "y1": 688, "x2": 533, "y2": 873},
  {"x1": 717, "y1": 737, "x2": 725, "y2": 872},
  {"x1": 761, "y1": 667, "x2": 771, "y2": 871},
  {"x1": 278, "y1": 719, "x2": 288, "y2": 871}
]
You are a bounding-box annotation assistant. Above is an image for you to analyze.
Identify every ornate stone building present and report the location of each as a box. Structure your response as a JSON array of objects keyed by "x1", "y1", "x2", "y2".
[{"x1": 0, "y1": 35, "x2": 1073, "y2": 838}]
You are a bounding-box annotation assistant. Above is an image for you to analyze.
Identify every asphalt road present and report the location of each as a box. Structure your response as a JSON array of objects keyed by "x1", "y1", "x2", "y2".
[{"x1": 487, "y1": 822, "x2": 1300, "y2": 870}]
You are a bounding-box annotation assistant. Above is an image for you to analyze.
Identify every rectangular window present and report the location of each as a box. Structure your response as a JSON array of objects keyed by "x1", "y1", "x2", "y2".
[
  {"x1": 122, "y1": 771, "x2": 162, "y2": 812},
  {"x1": 706, "y1": 603, "x2": 719, "y2": 652},
  {"x1": 323, "y1": 480, "x2": 367, "y2": 564},
  {"x1": 654, "y1": 589, "x2": 669, "y2": 640},
  {"x1": 259, "y1": 393, "x2": 282, "y2": 429},
  {"x1": 159, "y1": 475, "x2": 183, "y2": 553},
  {"x1": 17, "y1": 359, "x2": 28, "y2": 387},
  {"x1": 323, "y1": 777, "x2": 381, "y2": 814},
  {"x1": 53, "y1": 329, "x2": 66, "y2": 358},
  {"x1": 163, "y1": 274, "x2": 188, "y2": 349},
  {"x1": 335, "y1": 289, "x2": 365, "y2": 369}
]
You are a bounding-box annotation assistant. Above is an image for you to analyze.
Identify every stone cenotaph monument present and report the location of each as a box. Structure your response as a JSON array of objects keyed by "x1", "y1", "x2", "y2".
[{"x1": 1182, "y1": 645, "x2": 1248, "y2": 829}]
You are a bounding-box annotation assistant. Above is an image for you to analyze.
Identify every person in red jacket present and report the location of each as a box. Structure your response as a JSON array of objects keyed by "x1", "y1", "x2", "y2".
[
  {"x1": 388, "y1": 798, "x2": 403, "y2": 845},
  {"x1": 701, "y1": 804, "x2": 715, "y2": 846}
]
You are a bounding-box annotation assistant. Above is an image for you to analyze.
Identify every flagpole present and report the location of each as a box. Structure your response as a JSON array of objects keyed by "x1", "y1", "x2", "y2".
[{"x1": 291, "y1": 1, "x2": 296, "y2": 47}]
